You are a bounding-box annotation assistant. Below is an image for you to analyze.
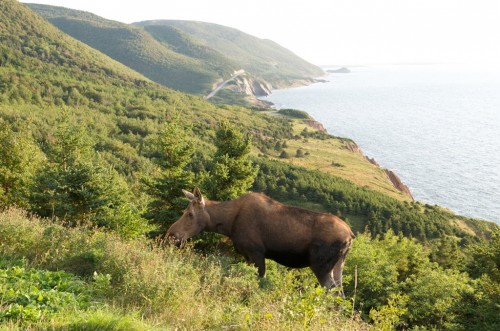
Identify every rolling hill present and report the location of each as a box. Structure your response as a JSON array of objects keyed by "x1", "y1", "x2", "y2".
[
  {"x1": 27, "y1": 3, "x2": 324, "y2": 99},
  {"x1": 26, "y1": 3, "x2": 227, "y2": 94},
  {"x1": 135, "y1": 19, "x2": 325, "y2": 87}
]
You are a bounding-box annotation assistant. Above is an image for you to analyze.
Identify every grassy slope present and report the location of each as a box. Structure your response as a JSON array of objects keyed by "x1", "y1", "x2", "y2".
[
  {"x1": 268, "y1": 120, "x2": 409, "y2": 201},
  {"x1": 138, "y1": 24, "x2": 238, "y2": 76},
  {"x1": 0, "y1": 208, "x2": 370, "y2": 330},
  {"x1": 28, "y1": 4, "x2": 324, "y2": 96},
  {"x1": 1, "y1": 3, "x2": 147, "y2": 83}
]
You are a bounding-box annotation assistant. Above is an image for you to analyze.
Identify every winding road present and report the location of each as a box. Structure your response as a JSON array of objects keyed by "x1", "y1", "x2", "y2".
[{"x1": 204, "y1": 69, "x2": 245, "y2": 99}]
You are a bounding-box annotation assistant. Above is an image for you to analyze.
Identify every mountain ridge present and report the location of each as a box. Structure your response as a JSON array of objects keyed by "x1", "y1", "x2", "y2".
[{"x1": 28, "y1": 3, "x2": 324, "y2": 102}]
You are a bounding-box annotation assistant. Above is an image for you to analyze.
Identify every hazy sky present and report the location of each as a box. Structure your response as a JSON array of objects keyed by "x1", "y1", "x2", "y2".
[{"x1": 21, "y1": 0, "x2": 500, "y2": 66}]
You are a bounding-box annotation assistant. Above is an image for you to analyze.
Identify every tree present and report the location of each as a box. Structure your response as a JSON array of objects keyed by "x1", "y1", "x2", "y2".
[
  {"x1": 466, "y1": 228, "x2": 500, "y2": 282},
  {"x1": 0, "y1": 119, "x2": 44, "y2": 208},
  {"x1": 404, "y1": 268, "x2": 472, "y2": 329},
  {"x1": 143, "y1": 117, "x2": 195, "y2": 230},
  {"x1": 29, "y1": 118, "x2": 148, "y2": 237},
  {"x1": 454, "y1": 274, "x2": 500, "y2": 331},
  {"x1": 279, "y1": 150, "x2": 290, "y2": 159},
  {"x1": 204, "y1": 120, "x2": 258, "y2": 200}
]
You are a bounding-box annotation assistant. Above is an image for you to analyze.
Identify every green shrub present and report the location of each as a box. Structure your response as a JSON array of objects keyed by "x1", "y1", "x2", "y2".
[
  {"x1": 0, "y1": 266, "x2": 89, "y2": 324},
  {"x1": 279, "y1": 150, "x2": 290, "y2": 159},
  {"x1": 278, "y1": 108, "x2": 312, "y2": 119}
]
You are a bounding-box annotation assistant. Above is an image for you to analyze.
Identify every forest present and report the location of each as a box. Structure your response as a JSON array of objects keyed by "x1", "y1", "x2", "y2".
[{"x1": 0, "y1": 1, "x2": 498, "y2": 329}]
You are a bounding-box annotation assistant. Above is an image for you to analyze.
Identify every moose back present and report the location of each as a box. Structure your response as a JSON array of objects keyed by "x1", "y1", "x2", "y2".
[{"x1": 166, "y1": 188, "x2": 354, "y2": 294}]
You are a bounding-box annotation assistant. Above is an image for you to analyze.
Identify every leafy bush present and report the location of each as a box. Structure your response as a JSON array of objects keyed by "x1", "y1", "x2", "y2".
[
  {"x1": 0, "y1": 265, "x2": 89, "y2": 323},
  {"x1": 279, "y1": 150, "x2": 291, "y2": 159},
  {"x1": 345, "y1": 232, "x2": 479, "y2": 330},
  {"x1": 278, "y1": 108, "x2": 312, "y2": 119}
]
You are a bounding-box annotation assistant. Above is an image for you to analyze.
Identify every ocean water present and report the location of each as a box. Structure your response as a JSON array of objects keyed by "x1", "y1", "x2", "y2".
[{"x1": 262, "y1": 64, "x2": 500, "y2": 224}]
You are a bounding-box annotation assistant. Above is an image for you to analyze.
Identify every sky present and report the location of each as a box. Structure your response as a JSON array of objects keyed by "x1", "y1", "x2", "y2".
[{"x1": 20, "y1": 0, "x2": 500, "y2": 66}]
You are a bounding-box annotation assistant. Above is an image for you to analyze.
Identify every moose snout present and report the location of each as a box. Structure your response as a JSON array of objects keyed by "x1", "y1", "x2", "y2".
[{"x1": 166, "y1": 232, "x2": 184, "y2": 247}]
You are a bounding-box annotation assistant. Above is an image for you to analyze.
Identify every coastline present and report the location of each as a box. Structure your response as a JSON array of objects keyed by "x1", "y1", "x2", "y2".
[
  {"x1": 260, "y1": 65, "x2": 500, "y2": 223},
  {"x1": 259, "y1": 80, "x2": 415, "y2": 200}
]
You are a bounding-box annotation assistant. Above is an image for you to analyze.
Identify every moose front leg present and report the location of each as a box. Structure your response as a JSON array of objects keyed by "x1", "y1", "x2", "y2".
[{"x1": 240, "y1": 248, "x2": 266, "y2": 277}]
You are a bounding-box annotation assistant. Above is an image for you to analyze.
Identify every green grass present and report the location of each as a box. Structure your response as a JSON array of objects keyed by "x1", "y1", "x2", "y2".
[
  {"x1": 0, "y1": 208, "x2": 370, "y2": 330},
  {"x1": 262, "y1": 120, "x2": 410, "y2": 201},
  {"x1": 277, "y1": 108, "x2": 313, "y2": 119},
  {"x1": 2, "y1": 208, "x2": 498, "y2": 330}
]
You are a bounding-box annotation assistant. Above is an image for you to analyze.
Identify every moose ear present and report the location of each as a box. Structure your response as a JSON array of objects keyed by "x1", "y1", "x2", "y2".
[
  {"x1": 193, "y1": 187, "x2": 205, "y2": 206},
  {"x1": 182, "y1": 189, "x2": 195, "y2": 201}
]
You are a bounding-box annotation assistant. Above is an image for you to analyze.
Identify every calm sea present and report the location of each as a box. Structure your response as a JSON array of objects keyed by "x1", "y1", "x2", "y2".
[{"x1": 262, "y1": 64, "x2": 500, "y2": 224}]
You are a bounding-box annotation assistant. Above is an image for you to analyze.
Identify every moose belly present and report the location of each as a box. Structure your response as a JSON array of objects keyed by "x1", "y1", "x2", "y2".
[{"x1": 265, "y1": 250, "x2": 309, "y2": 268}]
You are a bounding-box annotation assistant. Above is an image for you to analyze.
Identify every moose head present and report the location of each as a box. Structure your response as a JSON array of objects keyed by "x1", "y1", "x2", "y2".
[{"x1": 165, "y1": 187, "x2": 210, "y2": 247}]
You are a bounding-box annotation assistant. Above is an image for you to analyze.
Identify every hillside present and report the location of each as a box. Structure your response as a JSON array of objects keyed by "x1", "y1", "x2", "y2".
[
  {"x1": 1, "y1": 3, "x2": 149, "y2": 84},
  {"x1": 136, "y1": 19, "x2": 324, "y2": 88},
  {"x1": 28, "y1": 4, "x2": 324, "y2": 101},
  {"x1": 3, "y1": 0, "x2": 498, "y2": 268},
  {"x1": 1, "y1": 1, "x2": 499, "y2": 329},
  {"x1": 27, "y1": 3, "x2": 229, "y2": 95}
]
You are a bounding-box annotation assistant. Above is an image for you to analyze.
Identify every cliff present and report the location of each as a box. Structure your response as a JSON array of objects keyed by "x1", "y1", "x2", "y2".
[
  {"x1": 385, "y1": 170, "x2": 414, "y2": 201},
  {"x1": 344, "y1": 142, "x2": 415, "y2": 200},
  {"x1": 304, "y1": 120, "x2": 327, "y2": 133},
  {"x1": 229, "y1": 75, "x2": 273, "y2": 97}
]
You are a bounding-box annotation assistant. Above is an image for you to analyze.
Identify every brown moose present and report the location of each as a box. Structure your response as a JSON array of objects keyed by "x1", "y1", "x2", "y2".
[{"x1": 166, "y1": 188, "x2": 355, "y2": 295}]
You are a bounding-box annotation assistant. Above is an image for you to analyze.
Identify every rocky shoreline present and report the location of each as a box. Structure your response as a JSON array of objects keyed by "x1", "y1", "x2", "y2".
[
  {"x1": 346, "y1": 140, "x2": 414, "y2": 200},
  {"x1": 241, "y1": 74, "x2": 328, "y2": 108}
]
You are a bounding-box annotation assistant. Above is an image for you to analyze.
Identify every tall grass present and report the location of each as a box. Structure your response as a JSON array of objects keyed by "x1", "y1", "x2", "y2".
[{"x1": 0, "y1": 208, "x2": 368, "y2": 330}]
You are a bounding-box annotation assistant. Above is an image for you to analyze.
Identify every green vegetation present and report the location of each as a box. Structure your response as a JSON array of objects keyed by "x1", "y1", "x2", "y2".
[
  {"x1": 0, "y1": 208, "x2": 370, "y2": 330},
  {"x1": 1, "y1": 209, "x2": 498, "y2": 330},
  {"x1": 28, "y1": 4, "x2": 323, "y2": 98},
  {"x1": 0, "y1": 119, "x2": 44, "y2": 208},
  {"x1": 143, "y1": 115, "x2": 196, "y2": 232},
  {"x1": 27, "y1": 3, "x2": 226, "y2": 94},
  {"x1": 204, "y1": 120, "x2": 258, "y2": 200},
  {"x1": 277, "y1": 108, "x2": 313, "y2": 119},
  {"x1": 135, "y1": 20, "x2": 324, "y2": 88},
  {"x1": 0, "y1": 1, "x2": 498, "y2": 329},
  {"x1": 252, "y1": 158, "x2": 497, "y2": 242}
]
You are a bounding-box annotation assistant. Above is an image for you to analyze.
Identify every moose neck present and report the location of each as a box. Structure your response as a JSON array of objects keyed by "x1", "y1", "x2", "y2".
[{"x1": 205, "y1": 200, "x2": 238, "y2": 237}]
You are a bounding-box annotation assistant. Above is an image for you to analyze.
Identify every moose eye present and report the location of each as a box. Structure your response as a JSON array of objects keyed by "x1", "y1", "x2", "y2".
[{"x1": 188, "y1": 212, "x2": 194, "y2": 218}]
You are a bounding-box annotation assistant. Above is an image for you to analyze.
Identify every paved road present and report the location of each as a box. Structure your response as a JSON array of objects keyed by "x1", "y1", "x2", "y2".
[{"x1": 205, "y1": 69, "x2": 245, "y2": 100}]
